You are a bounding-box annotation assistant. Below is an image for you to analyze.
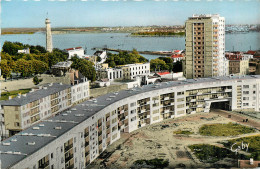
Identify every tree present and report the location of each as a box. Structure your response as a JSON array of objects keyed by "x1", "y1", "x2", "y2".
[
  {"x1": 71, "y1": 56, "x2": 96, "y2": 82},
  {"x1": 150, "y1": 58, "x2": 169, "y2": 71},
  {"x1": 31, "y1": 60, "x2": 48, "y2": 75},
  {"x1": 14, "y1": 59, "x2": 34, "y2": 77},
  {"x1": 0, "y1": 60, "x2": 12, "y2": 80},
  {"x1": 2, "y1": 41, "x2": 23, "y2": 55},
  {"x1": 33, "y1": 76, "x2": 43, "y2": 85}
]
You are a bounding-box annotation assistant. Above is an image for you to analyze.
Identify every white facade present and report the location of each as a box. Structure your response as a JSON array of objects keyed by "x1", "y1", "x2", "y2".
[
  {"x1": 1, "y1": 75, "x2": 260, "y2": 169},
  {"x1": 66, "y1": 47, "x2": 85, "y2": 59},
  {"x1": 17, "y1": 48, "x2": 30, "y2": 54},
  {"x1": 122, "y1": 63, "x2": 150, "y2": 80},
  {"x1": 107, "y1": 68, "x2": 123, "y2": 81},
  {"x1": 71, "y1": 80, "x2": 90, "y2": 104},
  {"x1": 211, "y1": 14, "x2": 229, "y2": 77}
]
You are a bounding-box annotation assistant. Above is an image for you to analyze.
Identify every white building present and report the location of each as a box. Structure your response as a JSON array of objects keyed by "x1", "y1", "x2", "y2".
[
  {"x1": 121, "y1": 63, "x2": 150, "y2": 80},
  {"x1": 17, "y1": 48, "x2": 30, "y2": 54},
  {"x1": 1, "y1": 75, "x2": 260, "y2": 169},
  {"x1": 66, "y1": 47, "x2": 85, "y2": 59}
]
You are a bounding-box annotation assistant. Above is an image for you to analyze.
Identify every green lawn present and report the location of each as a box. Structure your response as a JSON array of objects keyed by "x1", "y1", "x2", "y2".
[
  {"x1": 173, "y1": 130, "x2": 193, "y2": 135},
  {"x1": 189, "y1": 144, "x2": 249, "y2": 163},
  {"x1": 0, "y1": 89, "x2": 31, "y2": 101},
  {"x1": 199, "y1": 122, "x2": 255, "y2": 136},
  {"x1": 222, "y1": 135, "x2": 260, "y2": 160}
]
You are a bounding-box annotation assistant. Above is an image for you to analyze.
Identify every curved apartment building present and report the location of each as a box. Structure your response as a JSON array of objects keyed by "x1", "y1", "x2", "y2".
[{"x1": 1, "y1": 75, "x2": 260, "y2": 169}]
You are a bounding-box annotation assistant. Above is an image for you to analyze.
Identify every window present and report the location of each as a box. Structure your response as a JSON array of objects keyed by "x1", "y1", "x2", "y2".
[
  {"x1": 51, "y1": 153, "x2": 53, "y2": 159},
  {"x1": 243, "y1": 91, "x2": 249, "y2": 94},
  {"x1": 243, "y1": 103, "x2": 249, "y2": 106},
  {"x1": 243, "y1": 85, "x2": 249, "y2": 88}
]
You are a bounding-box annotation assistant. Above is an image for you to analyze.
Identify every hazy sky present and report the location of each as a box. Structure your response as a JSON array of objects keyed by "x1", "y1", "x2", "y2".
[{"x1": 1, "y1": 0, "x2": 260, "y2": 28}]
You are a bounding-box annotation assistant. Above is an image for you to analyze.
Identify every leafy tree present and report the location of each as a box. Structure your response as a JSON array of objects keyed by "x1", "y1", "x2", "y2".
[
  {"x1": 33, "y1": 76, "x2": 43, "y2": 85},
  {"x1": 14, "y1": 59, "x2": 34, "y2": 77},
  {"x1": 150, "y1": 58, "x2": 169, "y2": 71},
  {"x1": 105, "y1": 49, "x2": 148, "y2": 68},
  {"x1": 31, "y1": 59, "x2": 48, "y2": 74},
  {"x1": 0, "y1": 60, "x2": 12, "y2": 80},
  {"x1": 158, "y1": 57, "x2": 174, "y2": 72},
  {"x1": 71, "y1": 56, "x2": 96, "y2": 82},
  {"x1": 2, "y1": 41, "x2": 23, "y2": 55}
]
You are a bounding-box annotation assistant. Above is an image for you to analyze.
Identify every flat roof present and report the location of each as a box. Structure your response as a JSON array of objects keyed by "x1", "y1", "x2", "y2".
[
  {"x1": 0, "y1": 83, "x2": 71, "y2": 106},
  {"x1": 1, "y1": 75, "x2": 260, "y2": 169}
]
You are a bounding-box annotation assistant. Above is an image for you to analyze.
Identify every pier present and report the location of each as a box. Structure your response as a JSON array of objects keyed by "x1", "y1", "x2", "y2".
[{"x1": 92, "y1": 47, "x2": 173, "y2": 56}]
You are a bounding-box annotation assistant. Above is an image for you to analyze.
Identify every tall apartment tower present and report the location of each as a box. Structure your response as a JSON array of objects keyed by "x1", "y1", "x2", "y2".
[
  {"x1": 45, "y1": 18, "x2": 53, "y2": 52},
  {"x1": 184, "y1": 14, "x2": 229, "y2": 79}
]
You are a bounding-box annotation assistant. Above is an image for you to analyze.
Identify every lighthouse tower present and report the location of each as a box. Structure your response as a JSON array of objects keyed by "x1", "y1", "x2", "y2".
[{"x1": 45, "y1": 18, "x2": 53, "y2": 52}]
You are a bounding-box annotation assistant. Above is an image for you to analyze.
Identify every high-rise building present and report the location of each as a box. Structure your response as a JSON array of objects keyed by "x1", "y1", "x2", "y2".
[
  {"x1": 184, "y1": 14, "x2": 229, "y2": 79},
  {"x1": 45, "y1": 18, "x2": 53, "y2": 52}
]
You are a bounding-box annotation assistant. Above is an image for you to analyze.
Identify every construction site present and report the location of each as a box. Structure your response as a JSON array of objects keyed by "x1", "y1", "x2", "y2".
[{"x1": 87, "y1": 110, "x2": 260, "y2": 169}]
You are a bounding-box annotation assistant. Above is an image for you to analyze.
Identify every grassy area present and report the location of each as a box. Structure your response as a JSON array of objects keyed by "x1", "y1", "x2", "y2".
[
  {"x1": 199, "y1": 122, "x2": 255, "y2": 136},
  {"x1": 222, "y1": 135, "x2": 260, "y2": 160},
  {"x1": 0, "y1": 89, "x2": 31, "y2": 100},
  {"x1": 189, "y1": 144, "x2": 249, "y2": 163},
  {"x1": 134, "y1": 158, "x2": 169, "y2": 168},
  {"x1": 173, "y1": 130, "x2": 193, "y2": 135}
]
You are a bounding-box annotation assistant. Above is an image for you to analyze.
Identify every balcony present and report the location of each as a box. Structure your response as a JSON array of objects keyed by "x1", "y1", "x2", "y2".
[
  {"x1": 164, "y1": 109, "x2": 170, "y2": 114},
  {"x1": 64, "y1": 144, "x2": 73, "y2": 152},
  {"x1": 197, "y1": 104, "x2": 203, "y2": 108},
  {"x1": 65, "y1": 164, "x2": 74, "y2": 169},
  {"x1": 106, "y1": 117, "x2": 110, "y2": 121},
  {"x1": 225, "y1": 89, "x2": 232, "y2": 92},
  {"x1": 84, "y1": 132, "x2": 89, "y2": 138},
  {"x1": 190, "y1": 99, "x2": 196, "y2": 102},
  {"x1": 164, "y1": 97, "x2": 170, "y2": 100},
  {"x1": 65, "y1": 154, "x2": 74, "y2": 162},
  {"x1": 38, "y1": 161, "x2": 49, "y2": 169}
]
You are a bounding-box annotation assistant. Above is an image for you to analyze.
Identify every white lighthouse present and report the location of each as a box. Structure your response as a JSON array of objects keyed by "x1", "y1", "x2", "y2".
[{"x1": 45, "y1": 18, "x2": 53, "y2": 52}]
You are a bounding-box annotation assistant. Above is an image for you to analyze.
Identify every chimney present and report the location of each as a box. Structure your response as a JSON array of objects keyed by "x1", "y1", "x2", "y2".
[
  {"x1": 8, "y1": 96, "x2": 12, "y2": 100},
  {"x1": 60, "y1": 82, "x2": 63, "y2": 85},
  {"x1": 22, "y1": 94, "x2": 27, "y2": 97}
]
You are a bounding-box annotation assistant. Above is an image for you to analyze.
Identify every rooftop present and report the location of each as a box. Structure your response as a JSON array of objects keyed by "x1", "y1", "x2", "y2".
[
  {"x1": 1, "y1": 75, "x2": 260, "y2": 169},
  {"x1": 0, "y1": 83, "x2": 71, "y2": 106}
]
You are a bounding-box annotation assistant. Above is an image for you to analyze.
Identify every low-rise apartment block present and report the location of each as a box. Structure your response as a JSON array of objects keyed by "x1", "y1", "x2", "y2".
[
  {"x1": 97, "y1": 63, "x2": 150, "y2": 81},
  {"x1": 121, "y1": 63, "x2": 150, "y2": 80},
  {"x1": 1, "y1": 75, "x2": 260, "y2": 169},
  {"x1": 0, "y1": 80, "x2": 89, "y2": 137},
  {"x1": 226, "y1": 52, "x2": 253, "y2": 75}
]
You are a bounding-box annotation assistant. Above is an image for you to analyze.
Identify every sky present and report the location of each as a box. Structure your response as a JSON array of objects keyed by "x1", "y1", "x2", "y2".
[{"x1": 1, "y1": 0, "x2": 260, "y2": 28}]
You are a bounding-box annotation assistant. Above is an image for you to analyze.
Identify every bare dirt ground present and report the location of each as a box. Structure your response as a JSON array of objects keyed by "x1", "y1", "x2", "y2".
[{"x1": 87, "y1": 111, "x2": 260, "y2": 169}]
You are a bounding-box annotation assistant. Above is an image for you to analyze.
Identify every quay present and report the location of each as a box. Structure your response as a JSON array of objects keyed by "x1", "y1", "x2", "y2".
[{"x1": 92, "y1": 47, "x2": 173, "y2": 56}]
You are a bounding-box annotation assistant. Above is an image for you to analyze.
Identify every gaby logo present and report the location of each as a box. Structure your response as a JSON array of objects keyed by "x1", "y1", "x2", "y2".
[{"x1": 230, "y1": 141, "x2": 249, "y2": 155}]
